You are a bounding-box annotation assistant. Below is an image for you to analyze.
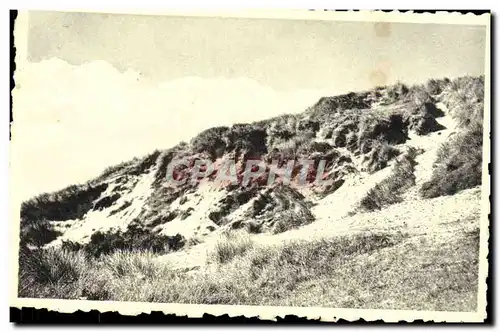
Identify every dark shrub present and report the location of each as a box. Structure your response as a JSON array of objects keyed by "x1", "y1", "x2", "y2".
[
  {"x1": 243, "y1": 186, "x2": 314, "y2": 233},
  {"x1": 209, "y1": 234, "x2": 254, "y2": 264},
  {"x1": 386, "y1": 82, "x2": 410, "y2": 102},
  {"x1": 20, "y1": 220, "x2": 62, "y2": 247},
  {"x1": 109, "y1": 200, "x2": 132, "y2": 216},
  {"x1": 405, "y1": 111, "x2": 445, "y2": 135},
  {"x1": 358, "y1": 113, "x2": 407, "y2": 148},
  {"x1": 246, "y1": 221, "x2": 263, "y2": 234},
  {"x1": 420, "y1": 102, "x2": 445, "y2": 118},
  {"x1": 96, "y1": 160, "x2": 134, "y2": 181},
  {"x1": 443, "y1": 76, "x2": 484, "y2": 129},
  {"x1": 128, "y1": 150, "x2": 161, "y2": 176},
  {"x1": 18, "y1": 246, "x2": 86, "y2": 286},
  {"x1": 153, "y1": 148, "x2": 180, "y2": 186},
  {"x1": 361, "y1": 140, "x2": 401, "y2": 173}
]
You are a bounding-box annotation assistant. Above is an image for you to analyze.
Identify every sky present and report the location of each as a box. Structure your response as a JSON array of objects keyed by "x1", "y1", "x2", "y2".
[
  {"x1": 13, "y1": 11, "x2": 487, "y2": 199},
  {"x1": 27, "y1": 11, "x2": 486, "y2": 90}
]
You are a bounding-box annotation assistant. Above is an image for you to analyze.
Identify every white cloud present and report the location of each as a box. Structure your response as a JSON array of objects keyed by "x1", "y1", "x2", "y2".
[{"x1": 12, "y1": 59, "x2": 335, "y2": 199}]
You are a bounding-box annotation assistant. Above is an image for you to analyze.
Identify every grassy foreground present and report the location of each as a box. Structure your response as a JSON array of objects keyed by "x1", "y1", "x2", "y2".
[{"x1": 19, "y1": 226, "x2": 479, "y2": 311}]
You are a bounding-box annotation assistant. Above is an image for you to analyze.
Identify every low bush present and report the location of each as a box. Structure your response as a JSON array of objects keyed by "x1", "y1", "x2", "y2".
[
  {"x1": 18, "y1": 246, "x2": 88, "y2": 299},
  {"x1": 361, "y1": 140, "x2": 401, "y2": 173},
  {"x1": 272, "y1": 206, "x2": 315, "y2": 234},
  {"x1": 309, "y1": 92, "x2": 371, "y2": 117},
  {"x1": 225, "y1": 123, "x2": 268, "y2": 157},
  {"x1": 190, "y1": 126, "x2": 230, "y2": 159},
  {"x1": 95, "y1": 160, "x2": 134, "y2": 182},
  {"x1": 128, "y1": 150, "x2": 161, "y2": 176},
  {"x1": 62, "y1": 223, "x2": 186, "y2": 258},
  {"x1": 385, "y1": 81, "x2": 410, "y2": 103},
  {"x1": 425, "y1": 78, "x2": 450, "y2": 96},
  {"x1": 208, "y1": 233, "x2": 254, "y2": 264},
  {"x1": 358, "y1": 112, "x2": 407, "y2": 149},
  {"x1": 420, "y1": 128, "x2": 483, "y2": 198},
  {"x1": 420, "y1": 76, "x2": 485, "y2": 198},
  {"x1": 442, "y1": 76, "x2": 484, "y2": 128},
  {"x1": 17, "y1": 227, "x2": 478, "y2": 311}
]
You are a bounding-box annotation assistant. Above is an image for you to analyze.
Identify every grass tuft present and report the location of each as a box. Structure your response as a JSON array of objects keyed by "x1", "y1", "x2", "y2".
[{"x1": 360, "y1": 147, "x2": 418, "y2": 211}]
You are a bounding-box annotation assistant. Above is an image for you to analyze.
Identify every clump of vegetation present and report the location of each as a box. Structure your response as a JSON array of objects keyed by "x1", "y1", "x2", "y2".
[
  {"x1": 403, "y1": 101, "x2": 445, "y2": 135},
  {"x1": 421, "y1": 76, "x2": 485, "y2": 198},
  {"x1": 268, "y1": 131, "x2": 315, "y2": 160},
  {"x1": 61, "y1": 223, "x2": 186, "y2": 258},
  {"x1": 21, "y1": 183, "x2": 108, "y2": 222},
  {"x1": 425, "y1": 78, "x2": 450, "y2": 96},
  {"x1": 443, "y1": 76, "x2": 484, "y2": 128},
  {"x1": 190, "y1": 123, "x2": 268, "y2": 161},
  {"x1": 152, "y1": 144, "x2": 190, "y2": 187},
  {"x1": 19, "y1": 182, "x2": 110, "y2": 246},
  {"x1": 128, "y1": 150, "x2": 162, "y2": 176},
  {"x1": 358, "y1": 112, "x2": 407, "y2": 147},
  {"x1": 18, "y1": 222, "x2": 479, "y2": 311},
  {"x1": 208, "y1": 187, "x2": 258, "y2": 225},
  {"x1": 245, "y1": 186, "x2": 315, "y2": 233},
  {"x1": 18, "y1": 245, "x2": 89, "y2": 299},
  {"x1": 421, "y1": 128, "x2": 483, "y2": 198},
  {"x1": 95, "y1": 160, "x2": 135, "y2": 182},
  {"x1": 272, "y1": 207, "x2": 315, "y2": 234},
  {"x1": 108, "y1": 200, "x2": 132, "y2": 216},
  {"x1": 190, "y1": 126, "x2": 230, "y2": 159},
  {"x1": 100, "y1": 250, "x2": 166, "y2": 279},
  {"x1": 361, "y1": 140, "x2": 401, "y2": 173},
  {"x1": 360, "y1": 147, "x2": 418, "y2": 211},
  {"x1": 308, "y1": 92, "x2": 371, "y2": 117},
  {"x1": 95, "y1": 150, "x2": 162, "y2": 183},
  {"x1": 208, "y1": 232, "x2": 254, "y2": 264},
  {"x1": 384, "y1": 81, "x2": 410, "y2": 104},
  {"x1": 225, "y1": 123, "x2": 269, "y2": 157}
]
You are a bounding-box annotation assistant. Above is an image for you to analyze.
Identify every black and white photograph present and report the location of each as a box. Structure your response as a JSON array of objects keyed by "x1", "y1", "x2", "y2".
[{"x1": 9, "y1": 10, "x2": 490, "y2": 322}]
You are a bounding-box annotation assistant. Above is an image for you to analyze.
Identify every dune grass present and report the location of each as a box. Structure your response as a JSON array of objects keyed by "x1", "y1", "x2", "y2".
[
  {"x1": 17, "y1": 226, "x2": 479, "y2": 311},
  {"x1": 17, "y1": 76, "x2": 482, "y2": 311},
  {"x1": 61, "y1": 222, "x2": 186, "y2": 258},
  {"x1": 360, "y1": 147, "x2": 418, "y2": 211},
  {"x1": 208, "y1": 232, "x2": 254, "y2": 264},
  {"x1": 421, "y1": 76, "x2": 485, "y2": 198}
]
